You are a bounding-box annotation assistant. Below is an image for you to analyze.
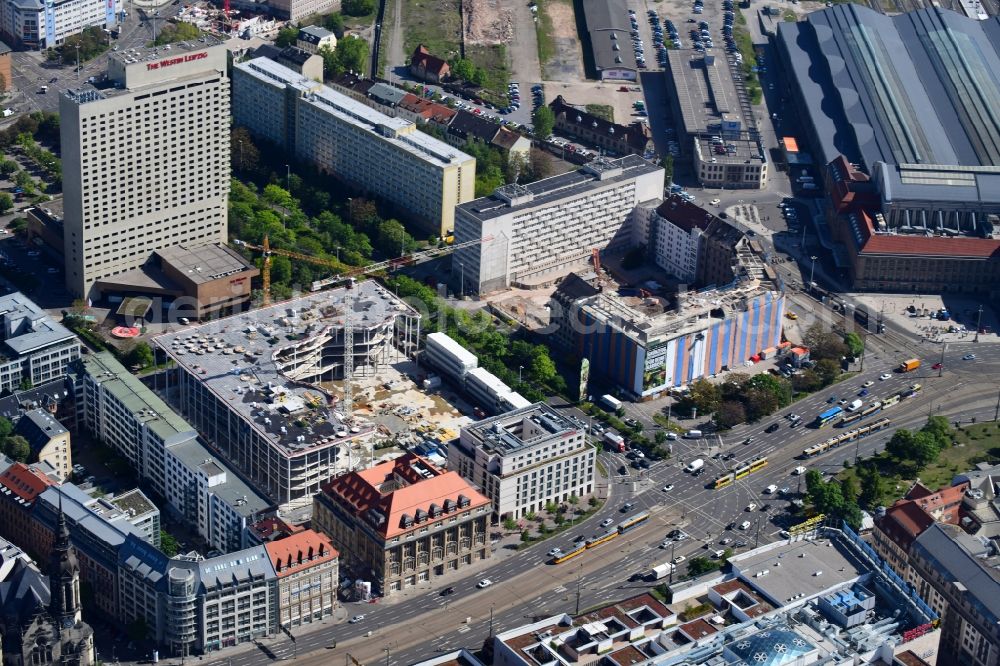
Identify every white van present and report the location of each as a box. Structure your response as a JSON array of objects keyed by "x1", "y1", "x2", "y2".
[
  {"x1": 685, "y1": 459, "x2": 705, "y2": 473},
  {"x1": 684, "y1": 429, "x2": 703, "y2": 439}
]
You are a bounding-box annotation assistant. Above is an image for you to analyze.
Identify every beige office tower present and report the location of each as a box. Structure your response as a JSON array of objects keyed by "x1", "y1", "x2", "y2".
[{"x1": 60, "y1": 43, "x2": 230, "y2": 299}]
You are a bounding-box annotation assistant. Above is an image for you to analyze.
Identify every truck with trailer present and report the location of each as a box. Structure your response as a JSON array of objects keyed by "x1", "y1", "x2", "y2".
[
  {"x1": 600, "y1": 394, "x2": 623, "y2": 411},
  {"x1": 898, "y1": 358, "x2": 921, "y2": 373},
  {"x1": 603, "y1": 431, "x2": 626, "y2": 453}
]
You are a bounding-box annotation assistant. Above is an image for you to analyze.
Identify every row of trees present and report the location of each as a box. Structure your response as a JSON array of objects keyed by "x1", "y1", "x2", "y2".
[
  {"x1": 50, "y1": 27, "x2": 109, "y2": 65},
  {"x1": 803, "y1": 416, "x2": 955, "y2": 529},
  {"x1": 0, "y1": 113, "x2": 60, "y2": 151},
  {"x1": 679, "y1": 372, "x2": 793, "y2": 429},
  {"x1": 388, "y1": 275, "x2": 567, "y2": 401}
]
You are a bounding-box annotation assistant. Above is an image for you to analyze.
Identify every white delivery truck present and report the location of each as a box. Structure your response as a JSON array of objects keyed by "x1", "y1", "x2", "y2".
[
  {"x1": 685, "y1": 458, "x2": 705, "y2": 473},
  {"x1": 600, "y1": 394, "x2": 623, "y2": 411},
  {"x1": 846, "y1": 399, "x2": 863, "y2": 412},
  {"x1": 650, "y1": 562, "x2": 675, "y2": 580}
]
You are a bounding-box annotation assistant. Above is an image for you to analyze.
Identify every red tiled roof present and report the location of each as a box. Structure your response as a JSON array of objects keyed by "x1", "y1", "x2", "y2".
[
  {"x1": 862, "y1": 235, "x2": 1000, "y2": 259},
  {"x1": 411, "y1": 45, "x2": 450, "y2": 77},
  {"x1": 320, "y1": 453, "x2": 491, "y2": 539},
  {"x1": 265, "y1": 529, "x2": 338, "y2": 578},
  {"x1": 878, "y1": 501, "x2": 934, "y2": 549},
  {"x1": 0, "y1": 463, "x2": 56, "y2": 503},
  {"x1": 905, "y1": 481, "x2": 968, "y2": 523},
  {"x1": 398, "y1": 93, "x2": 457, "y2": 123}
]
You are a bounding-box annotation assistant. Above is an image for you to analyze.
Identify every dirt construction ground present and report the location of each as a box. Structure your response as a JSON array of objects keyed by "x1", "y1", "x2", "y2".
[{"x1": 543, "y1": 0, "x2": 584, "y2": 81}]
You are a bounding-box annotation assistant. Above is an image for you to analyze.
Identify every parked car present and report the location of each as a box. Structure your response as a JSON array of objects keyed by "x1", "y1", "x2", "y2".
[{"x1": 477, "y1": 579, "x2": 493, "y2": 589}]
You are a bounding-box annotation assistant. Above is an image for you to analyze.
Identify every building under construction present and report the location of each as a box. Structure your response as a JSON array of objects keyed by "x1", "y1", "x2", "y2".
[{"x1": 153, "y1": 280, "x2": 422, "y2": 511}]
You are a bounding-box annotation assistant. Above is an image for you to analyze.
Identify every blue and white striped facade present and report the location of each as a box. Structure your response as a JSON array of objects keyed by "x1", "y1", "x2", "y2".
[{"x1": 574, "y1": 289, "x2": 785, "y2": 398}]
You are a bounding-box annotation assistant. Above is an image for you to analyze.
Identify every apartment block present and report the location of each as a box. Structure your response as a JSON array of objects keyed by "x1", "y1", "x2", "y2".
[
  {"x1": 423, "y1": 332, "x2": 478, "y2": 384},
  {"x1": 232, "y1": 57, "x2": 475, "y2": 238},
  {"x1": 264, "y1": 529, "x2": 338, "y2": 628},
  {"x1": 451, "y1": 403, "x2": 595, "y2": 520},
  {"x1": 70, "y1": 352, "x2": 272, "y2": 553},
  {"x1": 452, "y1": 156, "x2": 664, "y2": 295},
  {"x1": 0, "y1": 0, "x2": 118, "y2": 49},
  {"x1": 0, "y1": 292, "x2": 81, "y2": 393},
  {"x1": 153, "y1": 281, "x2": 420, "y2": 511},
  {"x1": 312, "y1": 453, "x2": 491, "y2": 595},
  {"x1": 60, "y1": 43, "x2": 230, "y2": 299},
  {"x1": 14, "y1": 408, "x2": 71, "y2": 480}
]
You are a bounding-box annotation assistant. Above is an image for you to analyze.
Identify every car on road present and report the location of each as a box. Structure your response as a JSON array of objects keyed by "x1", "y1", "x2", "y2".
[
  {"x1": 573, "y1": 534, "x2": 586, "y2": 543},
  {"x1": 621, "y1": 502, "x2": 635, "y2": 512},
  {"x1": 440, "y1": 587, "x2": 455, "y2": 596},
  {"x1": 746, "y1": 503, "x2": 757, "y2": 512},
  {"x1": 963, "y1": 354, "x2": 977, "y2": 360},
  {"x1": 601, "y1": 518, "x2": 614, "y2": 528},
  {"x1": 932, "y1": 362, "x2": 943, "y2": 369},
  {"x1": 742, "y1": 436, "x2": 755, "y2": 445},
  {"x1": 785, "y1": 311, "x2": 798, "y2": 320},
  {"x1": 547, "y1": 548, "x2": 562, "y2": 557},
  {"x1": 827, "y1": 396, "x2": 837, "y2": 404},
  {"x1": 734, "y1": 540, "x2": 747, "y2": 548},
  {"x1": 623, "y1": 417, "x2": 640, "y2": 428},
  {"x1": 662, "y1": 484, "x2": 674, "y2": 492},
  {"x1": 764, "y1": 484, "x2": 778, "y2": 494},
  {"x1": 671, "y1": 555, "x2": 686, "y2": 565},
  {"x1": 779, "y1": 487, "x2": 791, "y2": 496},
  {"x1": 719, "y1": 537, "x2": 732, "y2": 545},
  {"x1": 739, "y1": 521, "x2": 751, "y2": 530},
  {"x1": 839, "y1": 398, "x2": 849, "y2": 405},
  {"x1": 710, "y1": 198, "x2": 720, "y2": 205},
  {"x1": 349, "y1": 615, "x2": 365, "y2": 623},
  {"x1": 477, "y1": 579, "x2": 493, "y2": 589},
  {"x1": 862, "y1": 380, "x2": 874, "y2": 387},
  {"x1": 722, "y1": 452, "x2": 736, "y2": 461},
  {"x1": 858, "y1": 389, "x2": 869, "y2": 397},
  {"x1": 660, "y1": 540, "x2": 672, "y2": 548},
  {"x1": 765, "y1": 423, "x2": 779, "y2": 433},
  {"x1": 879, "y1": 373, "x2": 892, "y2": 380}
]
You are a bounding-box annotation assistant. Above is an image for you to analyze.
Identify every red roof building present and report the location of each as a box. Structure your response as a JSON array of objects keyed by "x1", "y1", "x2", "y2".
[
  {"x1": 247, "y1": 515, "x2": 306, "y2": 544},
  {"x1": 397, "y1": 93, "x2": 457, "y2": 128},
  {"x1": 410, "y1": 45, "x2": 451, "y2": 83},
  {"x1": 265, "y1": 529, "x2": 339, "y2": 627},
  {"x1": 312, "y1": 453, "x2": 491, "y2": 595}
]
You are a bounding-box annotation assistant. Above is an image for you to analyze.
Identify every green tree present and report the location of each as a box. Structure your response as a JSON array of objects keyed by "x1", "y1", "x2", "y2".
[
  {"x1": 0, "y1": 159, "x2": 17, "y2": 177},
  {"x1": 160, "y1": 530, "x2": 179, "y2": 556},
  {"x1": 333, "y1": 35, "x2": 369, "y2": 76},
  {"x1": 231, "y1": 127, "x2": 261, "y2": 173},
  {"x1": 275, "y1": 25, "x2": 299, "y2": 47},
  {"x1": 324, "y1": 12, "x2": 346, "y2": 36},
  {"x1": 715, "y1": 400, "x2": 747, "y2": 429},
  {"x1": 857, "y1": 464, "x2": 884, "y2": 509},
  {"x1": 814, "y1": 358, "x2": 841, "y2": 386},
  {"x1": 475, "y1": 165, "x2": 505, "y2": 197},
  {"x1": 803, "y1": 323, "x2": 849, "y2": 361},
  {"x1": 688, "y1": 378, "x2": 721, "y2": 414},
  {"x1": 126, "y1": 342, "x2": 154, "y2": 369},
  {"x1": 503, "y1": 517, "x2": 517, "y2": 530},
  {"x1": 744, "y1": 386, "x2": 780, "y2": 421},
  {"x1": 661, "y1": 154, "x2": 674, "y2": 184},
  {"x1": 0, "y1": 417, "x2": 12, "y2": 439},
  {"x1": 4, "y1": 435, "x2": 30, "y2": 462},
  {"x1": 532, "y1": 106, "x2": 556, "y2": 139},
  {"x1": 0, "y1": 193, "x2": 12, "y2": 214},
  {"x1": 746, "y1": 373, "x2": 791, "y2": 408},
  {"x1": 687, "y1": 556, "x2": 720, "y2": 576},
  {"x1": 375, "y1": 219, "x2": 415, "y2": 257},
  {"x1": 791, "y1": 369, "x2": 822, "y2": 393},
  {"x1": 452, "y1": 58, "x2": 475, "y2": 81},
  {"x1": 342, "y1": 0, "x2": 375, "y2": 14},
  {"x1": 843, "y1": 332, "x2": 864, "y2": 358},
  {"x1": 886, "y1": 428, "x2": 915, "y2": 461},
  {"x1": 922, "y1": 416, "x2": 951, "y2": 448}
]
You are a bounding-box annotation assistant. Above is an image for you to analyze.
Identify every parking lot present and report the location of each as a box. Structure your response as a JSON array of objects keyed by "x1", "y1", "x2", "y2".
[{"x1": 0, "y1": 234, "x2": 72, "y2": 308}]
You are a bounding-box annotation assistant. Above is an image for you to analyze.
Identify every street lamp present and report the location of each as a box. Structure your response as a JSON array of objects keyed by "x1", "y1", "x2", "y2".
[
  {"x1": 75, "y1": 45, "x2": 80, "y2": 80},
  {"x1": 285, "y1": 164, "x2": 291, "y2": 193},
  {"x1": 519, "y1": 365, "x2": 524, "y2": 383},
  {"x1": 808, "y1": 255, "x2": 817, "y2": 288},
  {"x1": 459, "y1": 262, "x2": 465, "y2": 297},
  {"x1": 335, "y1": 246, "x2": 341, "y2": 262}
]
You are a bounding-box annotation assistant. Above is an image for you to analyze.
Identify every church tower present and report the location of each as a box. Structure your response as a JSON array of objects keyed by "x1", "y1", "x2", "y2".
[{"x1": 48, "y1": 497, "x2": 82, "y2": 627}]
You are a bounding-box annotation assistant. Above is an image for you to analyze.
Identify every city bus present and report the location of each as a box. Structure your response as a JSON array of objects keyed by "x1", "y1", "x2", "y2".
[{"x1": 813, "y1": 406, "x2": 843, "y2": 428}]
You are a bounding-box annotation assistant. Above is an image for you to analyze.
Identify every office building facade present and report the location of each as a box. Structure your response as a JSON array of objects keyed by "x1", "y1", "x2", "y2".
[
  {"x1": 232, "y1": 57, "x2": 475, "y2": 238},
  {"x1": 451, "y1": 403, "x2": 595, "y2": 520},
  {"x1": 0, "y1": 292, "x2": 81, "y2": 393},
  {"x1": 452, "y1": 156, "x2": 664, "y2": 295},
  {"x1": 0, "y1": 0, "x2": 118, "y2": 49},
  {"x1": 312, "y1": 453, "x2": 491, "y2": 595},
  {"x1": 60, "y1": 43, "x2": 230, "y2": 299}
]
